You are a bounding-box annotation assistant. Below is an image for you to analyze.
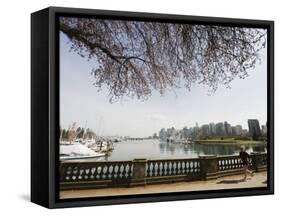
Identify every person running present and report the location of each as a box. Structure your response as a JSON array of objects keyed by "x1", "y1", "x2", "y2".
[{"x1": 239, "y1": 145, "x2": 254, "y2": 181}]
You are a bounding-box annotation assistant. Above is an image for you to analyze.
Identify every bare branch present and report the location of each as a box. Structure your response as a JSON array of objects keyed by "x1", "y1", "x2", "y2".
[{"x1": 59, "y1": 17, "x2": 267, "y2": 102}]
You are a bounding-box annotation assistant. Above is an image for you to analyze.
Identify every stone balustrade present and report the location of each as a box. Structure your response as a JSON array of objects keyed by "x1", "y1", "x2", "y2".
[{"x1": 60, "y1": 152, "x2": 267, "y2": 190}]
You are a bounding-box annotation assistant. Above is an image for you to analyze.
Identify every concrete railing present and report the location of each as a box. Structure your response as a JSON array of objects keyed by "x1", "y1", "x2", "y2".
[{"x1": 60, "y1": 152, "x2": 267, "y2": 190}]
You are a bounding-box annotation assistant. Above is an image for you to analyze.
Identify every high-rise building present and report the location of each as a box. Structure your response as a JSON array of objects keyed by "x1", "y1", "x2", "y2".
[
  {"x1": 224, "y1": 121, "x2": 232, "y2": 136},
  {"x1": 235, "y1": 125, "x2": 243, "y2": 135},
  {"x1": 231, "y1": 126, "x2": 237, "y2": 136},
  {"x1": 215, "y1": 122, "x2": 226, "y2": 136},
  {"x1": 201, "y1": 124, "x2": 210, "y2": 136},
  {"x1": 232, "y1": 125, "x2": 243, "y2": 136},
  {"x1": 166, "y1": 127, "x2": 177, "y2": 138},
  {"x1": 159, "y1": 128, "x2": 166, "y2": 140},
  {"x1": 248, "y1": 119, "x2": 261, "y2": 137},
  {"x1": 181, "y1": 126, "x2": 190, "y2": 138},
  {"x1": 209, "y1": 123, "x2": 216, "y2": 135}
]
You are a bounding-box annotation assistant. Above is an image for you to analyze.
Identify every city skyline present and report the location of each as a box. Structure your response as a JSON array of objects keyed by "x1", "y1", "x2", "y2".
[
  {"x1": 60, "y1": 30, "x2": 267, "y2": 137},
  {"x1": 60, "y1": 118, "x2": 266, "y2": 138}
]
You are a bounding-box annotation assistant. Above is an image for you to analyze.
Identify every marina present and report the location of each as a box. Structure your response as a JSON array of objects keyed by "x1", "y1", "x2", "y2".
[{"x1": 60, "y1": 139, "x2": 267, "y2": 162}]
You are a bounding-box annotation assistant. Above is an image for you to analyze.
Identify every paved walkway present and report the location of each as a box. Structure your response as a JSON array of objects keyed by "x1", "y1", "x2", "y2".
[{"x1": 60, "y1": 172, "x2": 267, "y2": 199}]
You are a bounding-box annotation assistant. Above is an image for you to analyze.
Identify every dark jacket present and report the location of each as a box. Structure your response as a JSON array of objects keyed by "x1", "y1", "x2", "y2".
[{"x1": 239, "y1": 151, "x2": 250, "y2": 165}]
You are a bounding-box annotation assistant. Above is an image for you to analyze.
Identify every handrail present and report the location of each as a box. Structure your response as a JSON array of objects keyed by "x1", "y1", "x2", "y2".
[{"x1": 60, "y1": 153, "x2": 267, "y2": 190}]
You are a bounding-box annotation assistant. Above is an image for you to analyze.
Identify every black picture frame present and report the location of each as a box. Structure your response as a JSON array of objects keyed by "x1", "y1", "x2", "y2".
[{"x1": 31, "y1": 6, "x2": 274, "y2": 208}]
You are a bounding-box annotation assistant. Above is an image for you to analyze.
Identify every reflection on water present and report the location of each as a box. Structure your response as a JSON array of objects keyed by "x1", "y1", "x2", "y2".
[{"x1": 78, "y1": 139, "x2": 267, "y2": 162}]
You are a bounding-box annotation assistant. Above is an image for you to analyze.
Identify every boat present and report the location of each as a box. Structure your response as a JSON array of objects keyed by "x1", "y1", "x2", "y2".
[
  {"x1": 83, "y1": 138, "x2": 96, "y2": 147},
  {"x1": 92, "y1": 139, "x2": 114, "y2": 153},
  {"x1": 113, "y1": 137, "x2": 122, "y2": 142},
  {"x1": 60, "y1": 142, "x2": 106, "y2": 160},
  {"x1": 166, "y1": 137, "x2": 174, "y2": 143},
  {"x1": 60, "y1": 154, "x2": 106, "y2": 160},
  {"x1": 180, "y1": 138, "x2": 193, "y2": 145}
]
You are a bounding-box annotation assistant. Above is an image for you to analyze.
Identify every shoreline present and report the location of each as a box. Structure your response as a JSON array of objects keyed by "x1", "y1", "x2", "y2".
[{"x1": 194, "y1": 140, "x2": 266, "y2": 145}]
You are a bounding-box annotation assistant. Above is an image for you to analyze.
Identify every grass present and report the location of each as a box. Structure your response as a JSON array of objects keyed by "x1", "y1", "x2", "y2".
[{"x1": 194, "y1": 139, "x2": 266, "y2": 145}]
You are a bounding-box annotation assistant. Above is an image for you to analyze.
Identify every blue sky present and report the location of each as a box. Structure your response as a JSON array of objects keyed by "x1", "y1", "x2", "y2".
[{"x1": 60, "y1": 30, "x2": 267, "y2": 137}]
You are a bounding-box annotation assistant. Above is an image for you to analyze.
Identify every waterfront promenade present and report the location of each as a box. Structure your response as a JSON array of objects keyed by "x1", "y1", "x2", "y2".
[{"x1": 60, "y1": 171, "x2": 267, "y2": 199}]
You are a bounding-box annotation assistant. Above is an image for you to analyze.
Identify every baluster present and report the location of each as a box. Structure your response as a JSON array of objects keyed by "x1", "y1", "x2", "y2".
[
  {"x1": 178, "y1": 161, "x2": 182, "y2": 174},
  {"x1": 181, "y1": 161, "x2": 185, "y2": 174},
  {"x1": 225, "y1": 160, "x2": 228, "y2": 170},
  {"x1": 151, "y1": 162, "x2": 155, "y2": 177},
  {"x1": 72, "y1": 166, "x2": 79, "y2": 181},
  {"x1": 85, "y1": 166, "x2": 91, "y2": 180},
  {"x1": 95, "y1": 166, "x2": 99, "y2": 180},
  {"x1": 159, "y1": 162, "x2": 162, "y2": 176},
  {"x1": 174, "y1": 161, "x2": 178, "y2": 175},
  {"x1": 146, "y1": 162, "x2": 151, "y2": 177},
  {"x1": 178, "y1": 161, "x2": 181, "y2": 174},
  {"x1": 124, "y1": 164, "x2": 128, "y2": 178},
  {"x1": 166, "y1": 162, "x2": 173, "y2": 175},
  {"x1": 112, "y1": 164, "x2": 117, "y2": 179},
  {"x1": 186, "y1": 161, "x2": 190, "y2": 173},
  {"x1": 103, "y1": 165, "x2": 108, "y2": 179},
  {"x1": 155, "y1": 162, "x2": 159, "y2": 176},
  {"x1": 194, "y1": 161, "x2": 197, "y2": 172},
  {"x1": 120, "y1": 164, "x2": 124, "y2": 178},
  {"x1": 174, "y1": 161, "x2": 177, "y2": 175},
  {"x1": 91, "y1": 166, "x2": 96, "y2": 180},
  {"x1": 161, "y1": 162, "x2": 165, "y2": 176},
  {"x1": 131, "y1": 163, "x2": 134, "y2": 177},
  {"x1": 155, "y1": 162, "x2": 158, "y2": 177}
]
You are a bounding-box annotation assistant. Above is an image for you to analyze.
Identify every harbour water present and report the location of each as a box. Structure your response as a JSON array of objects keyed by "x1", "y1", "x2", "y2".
[{"x1": 76, "y1": 139, "x2": 267, "y2": 162}]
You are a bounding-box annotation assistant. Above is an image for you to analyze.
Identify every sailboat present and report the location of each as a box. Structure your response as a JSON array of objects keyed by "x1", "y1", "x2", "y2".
[{"x1": 60, "y1": 122, "x2": 105, "y2": 160}]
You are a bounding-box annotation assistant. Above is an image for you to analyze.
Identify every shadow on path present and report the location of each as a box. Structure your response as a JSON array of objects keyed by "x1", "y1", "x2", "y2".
[{"x1": 216, "y1": 178, "x2": 246, "y2": 184}]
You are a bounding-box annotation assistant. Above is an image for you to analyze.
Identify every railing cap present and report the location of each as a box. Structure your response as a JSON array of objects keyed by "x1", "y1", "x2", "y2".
[
  {"x1": 133, "y1": 158, "x2": 147, "y2": 162},
  {"x1": 199, "y1": 155, "x2": 217, "y2": 159},
  {"x1": 250, "y1": 152, "x2": 264, "y2": 155}
]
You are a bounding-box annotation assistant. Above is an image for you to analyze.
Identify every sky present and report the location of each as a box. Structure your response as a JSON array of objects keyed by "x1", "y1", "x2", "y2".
[{"x1": 59, "y1": 29, "x2": 267, "y2": 138}]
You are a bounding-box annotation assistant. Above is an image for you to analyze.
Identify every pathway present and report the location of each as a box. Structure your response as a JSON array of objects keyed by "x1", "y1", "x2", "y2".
[{"x1": 60, "y1": 171, "x2": 267, "y2": 199}]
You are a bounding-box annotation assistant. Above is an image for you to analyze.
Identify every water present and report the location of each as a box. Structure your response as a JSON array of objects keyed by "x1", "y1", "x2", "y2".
[{"x1": 77, "y1": 139, "x2": 267, "y2": 162}]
